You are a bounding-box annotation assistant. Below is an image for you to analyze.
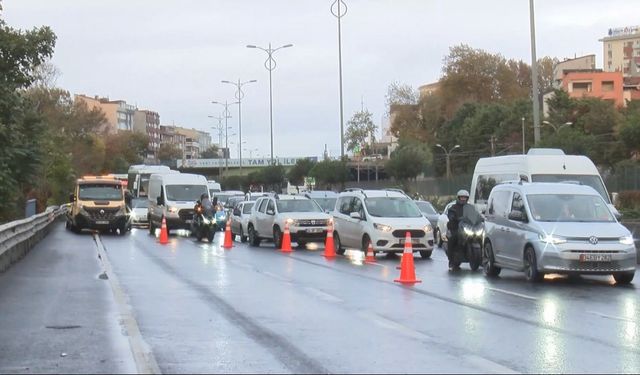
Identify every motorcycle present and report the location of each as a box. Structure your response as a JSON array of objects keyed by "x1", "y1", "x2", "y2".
[
  {"x1": 214, "y1": 207, "x2": 228, "y2": 231},
  {"x1": 447, "y1": 208, "x2": 484, "y2": 271},
  {"x1": 191, "y1": 205, "x2": 216, "y2": 242}
]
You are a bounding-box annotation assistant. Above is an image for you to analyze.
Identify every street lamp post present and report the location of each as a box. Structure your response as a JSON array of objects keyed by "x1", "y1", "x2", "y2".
[
  {"x1": 522, "y1": 117, "x2": 526, "y2": 154},
  {"x1": 246, "y1": 43, "x2": 293, "y2": 164},
  {"x1": 542, "y1": 120, "x2": 573, "y2": 133},
  {"x1": 435, "y1": 144, "x2": 461, "y2": 179},
  {"x1": 211, "y1": 100, "x2": 239, "y2": 173},
  {"x1": 331, "y1": 0, "x2": 347, "y2": 159},
  {"x1": 221, "y1": 79, "x2": 257, "y2": 171},
  {"x1": 208, "y1": 114, "x2": 225, "y2": 178},
  {"x1": 529, "y1": 0, "x2": 541, "y2": 145}
]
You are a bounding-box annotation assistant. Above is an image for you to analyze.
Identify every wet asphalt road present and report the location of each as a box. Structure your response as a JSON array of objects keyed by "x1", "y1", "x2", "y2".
[{"x1": 1, "y1": 222, "x2": 640, "y2": 374}]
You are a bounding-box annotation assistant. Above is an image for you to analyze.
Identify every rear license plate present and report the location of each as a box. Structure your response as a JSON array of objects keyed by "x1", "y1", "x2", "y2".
[
  {"x1": 96, "y1": 220, "x2": 109, "y2": 225},
  {"x1": 580, "y1": 254, "x2": 612, "y2": 262},
  {"x1": 307, "y1": 228, "x2": 323, "y2": 233},
  {"x1": 400, "y1": 238, "x2": 420, "y2": 245}
]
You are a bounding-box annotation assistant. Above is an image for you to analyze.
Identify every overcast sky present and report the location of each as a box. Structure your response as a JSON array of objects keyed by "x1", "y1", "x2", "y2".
[{"x1": 4, "y1": 0, "x2": 639, "y2": 159}]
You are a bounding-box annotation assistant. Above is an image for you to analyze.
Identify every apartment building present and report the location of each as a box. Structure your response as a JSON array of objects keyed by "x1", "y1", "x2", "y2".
[
  {"x1": 600, "y1": 25, "x2": 640, "y2": 77},
  {"x1": 133, "y1": 110, "x2": 161, "y2": 161},
  {"x1": 75, "y1": 94, "x2": 136, "y2": 133}
]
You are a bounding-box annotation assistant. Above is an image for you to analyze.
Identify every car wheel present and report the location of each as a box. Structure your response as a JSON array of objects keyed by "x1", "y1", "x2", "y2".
[
  {"x1": 240, "y1": 225, "x2": 247, "y2": 243},
  {"x1": 334, "y1": 232, "x2": 345, "y2": 255},
  {"x1": 248, "y1": 225, "x2": 260, "y2": 247},
  {"x1": 482, "y1": 241, "x2": 501, "y2": 277},
  {"x1": 434, "y1": 228, "x2": 441, "y2": 248},
  {"x1": 273, "y1": 226, "x2": 283, "y2": 249},
  {"x1": 524, "y1": 246, "x2": 544, "y2": 283},
  {"x1": 119, "y1": 224, "x2": 128, "y2": 236},
  {"x1": 420, "y1": 250, "x2": 433, "y2": 259},
  {"x1": 613, "y1": 272, "x2": 634, "y2": 285}
]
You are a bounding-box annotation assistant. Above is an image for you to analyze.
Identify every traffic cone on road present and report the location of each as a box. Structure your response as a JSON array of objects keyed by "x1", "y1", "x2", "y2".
[
  {"x1": 394, "y1": 231, "x2": 421, "y2": 284},
  {"x1": 159, "y1": 216, "x2": 169, "y2": 245},
  {"x1": 324, "y1": 221, "x2": 336, "y2": 258},
  {"x1": 280, "y1": 222, "x2": 292, "y2": 253},
  {"x1": 223, "y1": 218, "x2": 233, "y2": 249},
  {"x1": 364, "y1": 241, "x2": 376, "y2": 264}
]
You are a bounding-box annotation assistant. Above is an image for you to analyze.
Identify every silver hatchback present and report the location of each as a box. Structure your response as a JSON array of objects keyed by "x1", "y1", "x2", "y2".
[{"x1": 483, "y1": 182, "x2": 636, "y2": 284}]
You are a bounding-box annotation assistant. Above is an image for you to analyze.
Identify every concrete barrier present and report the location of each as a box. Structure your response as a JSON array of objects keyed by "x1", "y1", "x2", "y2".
[
  {"x1": 620, "y1": 221, "x2": 640, "y2": 265},
  {"x1": 0, "y1": 206, "x2": 67, "y2": 273}
]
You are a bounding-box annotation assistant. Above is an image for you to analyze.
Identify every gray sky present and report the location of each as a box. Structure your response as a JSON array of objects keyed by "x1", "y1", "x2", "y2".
[{"x1": 4, "y1": 0, "x2": 639, "y2": 159}]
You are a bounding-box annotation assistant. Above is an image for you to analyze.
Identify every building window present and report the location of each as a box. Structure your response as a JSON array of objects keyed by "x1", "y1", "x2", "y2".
[
  {"x1": 608, "y1": 51, "x2": 612, "y2": 58},
  {"x1": 571, "y1": 81, "x2": 592, "y2": 93},
  {"x1": 602, "y1": 81, "x2": 614, "y2": 92}
]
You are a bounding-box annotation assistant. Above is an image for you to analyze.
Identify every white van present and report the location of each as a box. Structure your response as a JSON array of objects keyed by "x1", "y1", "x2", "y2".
[
  {"x1": 469, "y1": 148, "x2": 619, "y2": 217},
  {"x1": 148, "y1": 173, "x2": 209, "y2": 234},
  {"x1": 207, "y1": 180, "x2": 222, "y2": 196}
]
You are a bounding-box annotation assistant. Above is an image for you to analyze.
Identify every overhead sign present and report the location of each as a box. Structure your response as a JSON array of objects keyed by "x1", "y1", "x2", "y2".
[
  {"x1": 608, "y1": 25, "x2": 640, "y2": 37},
  {"x1": 178, "y1": 157, "x2": 318, "y2": 169}
]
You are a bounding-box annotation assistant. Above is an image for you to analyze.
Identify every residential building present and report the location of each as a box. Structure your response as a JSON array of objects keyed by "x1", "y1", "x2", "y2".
[
  {"x1": 75, "y1": 94, "x2": 136, "y2": 133},
  {"x1": 160, "y1": 125, "x2": 186, "y2": 159},
  {"x1": 623, "y1": 77, "x2": 640, "y2": 102},
  {"x1": 133, "y1": 110, "x2": 161, "y2": 161},
  {"x1": 600, "y1": 25, "x2": 640, "y2": 77},
  {"x1": 561, "y1": 70, "x2": 625, "y2": 107},
  {"x1": 553, "y1": 55, "x2": 596, "y2": 88},
  {"x1": 418, "y1": 81, "x2": 440, "y2": 99}
]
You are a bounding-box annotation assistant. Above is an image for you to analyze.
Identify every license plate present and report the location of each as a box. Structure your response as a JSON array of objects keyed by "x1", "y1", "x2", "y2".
[
  {"x1": 580, "y1": 254, "x2": 612, "y2": 262},
  {"x1": 185, "y1": 219, "x2": 193, "y2": 224},
  {"x1": 96, "y1": 220, "x2": 109, "y2": 225},
  {"x1": 307, "y1": 228, "x2": 323, "y2": 233},
  {"x1": 400, "y1": 238, "x2": 420, "y2": 245}
]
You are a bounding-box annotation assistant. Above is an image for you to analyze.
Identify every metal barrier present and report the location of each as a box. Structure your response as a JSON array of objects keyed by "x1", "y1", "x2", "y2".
[{"x1": 0, "y1": 205, "x2": 67, "y2": 273}]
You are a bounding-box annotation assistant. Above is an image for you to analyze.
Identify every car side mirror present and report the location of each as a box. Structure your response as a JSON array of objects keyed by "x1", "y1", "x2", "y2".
[
  {"x1": 69, "y1": 193, "x2": 75, "y2": 203},
  {"x1": 157, "y1": 197, "x2": 164, "y2": 206},
  {"x1": 350, "y1": 212, "x2": 362, "y2": 220},
  {"x1": 508, "y1": 210, "x2": 527, "y2": 222}
]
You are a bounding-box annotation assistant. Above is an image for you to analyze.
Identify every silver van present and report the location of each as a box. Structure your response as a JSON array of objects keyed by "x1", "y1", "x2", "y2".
[{"x1": 483, "y1": 182, "x2": 636, "y2": 284}]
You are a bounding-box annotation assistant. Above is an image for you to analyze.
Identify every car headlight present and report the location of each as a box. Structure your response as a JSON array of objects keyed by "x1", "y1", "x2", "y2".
[
  {"x1": 619, "y1": 235, "x2": 634, "y2": 245},
  {"x1": 423, "y1": 224, "x2": 433, "y2": 233},
  {"x1": 374, "y1": 223, "x2": 392, "y2": 232},
  {"x1": 539, "y1": 234, "x2": 567, "y2": 244},
  {"x1": 168, "y1": 206, "x2": 179, "y2": 214},
  {"x1": 129, "y1": 210, "x2": 137, "y2": 219},
  {"x1": 285, "y1": 218, "x2": 298, "y2": 226}
]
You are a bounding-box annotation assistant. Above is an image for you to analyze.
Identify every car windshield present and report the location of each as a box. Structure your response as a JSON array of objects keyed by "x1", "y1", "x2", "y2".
[
  {"x1": 527, "y1": 194, "x2": 615, "y2": 222},
  {"x1": 365, "y1": 197, "x2": 422, "y2": 218},
  {"x1": 132, "y1": 198, "x2": 148, "y2": 208},
  {"x1": 530, "y1": 174, "x2": 610, "y2": 203},
  {"x1": 78, "y1": 184, "x2": 123, "y2": 201},
  {"x1": 276, "y1": 199, "x2": 323, "y2": 213},
  {"x1": 242, "y1": 203, "x2": 254, "y2": 214},
  {"x1": 216, "y1": 193, "x2": 243, "y2": 204},
  {"x1": 165, "y1": 185, "x2": 208, "y2": 202},
  {"x1": 313, "y1": 198, "x2": 336, "y2": 211},
  {"x1": 226, "y1": 197, "x2": 244, "y2": 208},
  {"x1": 415, "y1": 201, "x2": 437, "y2": 215}
]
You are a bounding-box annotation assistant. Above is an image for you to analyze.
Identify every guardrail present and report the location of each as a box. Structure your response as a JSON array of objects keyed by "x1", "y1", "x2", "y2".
[{"x1": 0, "y1": 205, "x2": 67, "y2": 273}]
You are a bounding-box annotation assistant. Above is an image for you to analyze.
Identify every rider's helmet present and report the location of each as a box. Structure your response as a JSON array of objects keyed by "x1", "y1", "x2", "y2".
[{"x1": 456, "y1": 189, "x2": 470, "y2": 205}]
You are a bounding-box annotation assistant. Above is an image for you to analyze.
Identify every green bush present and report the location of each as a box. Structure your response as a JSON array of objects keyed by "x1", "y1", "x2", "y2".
[{"x1": 617, "y1": 191, "x2": 640, "y2": 210}]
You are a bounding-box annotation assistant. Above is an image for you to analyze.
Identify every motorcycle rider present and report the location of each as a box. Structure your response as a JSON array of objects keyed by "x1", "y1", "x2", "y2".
[
  {"x1": 446, "y1": 189, "x2": 481, "y2": 271},
  {"x1": 194, "y1": 193, "x2": 215, "y2": 226}
]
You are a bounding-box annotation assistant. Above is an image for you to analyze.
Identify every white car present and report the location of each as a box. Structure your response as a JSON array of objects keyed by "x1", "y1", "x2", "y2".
[
  {"x1": 129, "y1": 198, "x2": 149, "y2": 226},
  {"x1": 435, "y1": 201, "x2": 455, "y2": 247},
  {"x1": 230, "y1": 201, "x2": 255, "y2": 242},
  {"x1": 248, "y1": 194, "x2": 331, "y2": 248},
  {"x1": 332, "y1": 189, "x2": 435, "y2": 258}
]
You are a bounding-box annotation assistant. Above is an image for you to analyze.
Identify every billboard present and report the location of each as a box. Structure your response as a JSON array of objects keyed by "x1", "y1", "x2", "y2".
[{"x1": 178, "y1": 156, "x2": 318, "y2": 169}]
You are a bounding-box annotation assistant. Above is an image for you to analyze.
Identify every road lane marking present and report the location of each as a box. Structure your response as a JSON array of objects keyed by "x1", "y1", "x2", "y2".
[
  {"x1": 464, "y1": 355, "x2": 520, "y2": 374},
  {"x1": 588, "y1": 311, "x2": 637, "y2": 324},
  {"x1": 358, "y1": 311, "x2": 431, "y2": 341},
  {"x1": 486, "y1": 287, "x2": 538, "y2": 301},
  {"x1": 262, "y1": 271, "x2": 292, "y2": 283},
  {"x1": 303, "y1": 287, "x2": 343, "y2": 304},
  {"x1": 94, "y1": 234, "x2": 162, "y2": 375}
]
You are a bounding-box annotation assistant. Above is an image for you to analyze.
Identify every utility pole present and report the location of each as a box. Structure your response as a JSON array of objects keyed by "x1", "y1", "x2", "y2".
[{"x1": 529, "y1": 0, "x2": 541, "y2": 145}]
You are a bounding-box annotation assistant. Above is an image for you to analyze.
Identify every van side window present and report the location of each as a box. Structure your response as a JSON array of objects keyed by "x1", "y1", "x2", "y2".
[
  {"x1": 511, "y1": 192, "x2": 525, "y2": 214},
  {"x1": 159, "y1": 186, "x2": 165, "y2": 204},
  {"x1": 258, "y1": 199, "x2": 268, "y2": 213},
  {"x1": 352, "y1": 198, "x2": 365, "y2": 220},
  {"x1": 475, "y1": 173, "x2": 519, "y2": 203},
  {"x1": 267, "y1": 200, "x2": 275, "y2": 213}
]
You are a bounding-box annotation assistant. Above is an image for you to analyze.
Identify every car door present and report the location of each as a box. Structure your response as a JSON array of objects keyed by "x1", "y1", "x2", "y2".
[
  {"x1": 231, "y1": 203, "x2": 242, "y2": 234},
  {"x1": 502, "y1": 191, "x2": 529, "y2": 267},
  {"x1": 253, "y1": 198, "x2": 268, "y2": 236},
  {"x1": 334, "y1": 196, "x2": 354, "y2": 246},
  {"x1": 486, "y1": 190, "x2": 512, "y2": 265},
  {"x1": 260, "y1": 199, "x2": 277, "y2": 237}
]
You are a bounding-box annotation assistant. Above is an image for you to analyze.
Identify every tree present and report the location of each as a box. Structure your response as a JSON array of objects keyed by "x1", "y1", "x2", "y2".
[
  {"x1": 385, "y1": 81, "x2": 418, "y2": 111},
  {"x1": 345, "y1": 109, "x2": 377, "y2": 154},
  {"x1": 386, "y1": 143, "x2": 429, "y2": 189},
  {"x1": 103, "y1": 131, "x2": 149, "y2": 173},
  {"x1": 158, "y1": 143, "x2": 182, "y2": 161},
  {"x1": 287, "y1": 158, "x2": 316, "y2": 185},
  {"x1": 262, "y1": 165, "x2": 285, "y2": 191},
  {"x1": 619, "y1": 101, "x2": 640, "y2": 158},
  {"x1": 309, "y1": 160, "x2": 349, "y2": 190},
  {"x1": 0, "y1": 12, "x2": 56, "y2": 221},
  {"x1": 201, "y1": 145, "x2": 220, "y2": 158}
]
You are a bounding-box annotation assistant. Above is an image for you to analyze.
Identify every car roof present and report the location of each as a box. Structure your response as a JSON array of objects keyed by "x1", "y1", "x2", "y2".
[
  {"x1": 339, "y1": 189, "x2": 407, "y2": 198},
  {"x1": 275, "y1": 194, "x2": 310, "y2": 200},
  {"x1": 306, "y1": 190, "x2": 338, "y2": 198},
  {"x1": 495, "y1": 182, "x2": 600, "y2": 196}
]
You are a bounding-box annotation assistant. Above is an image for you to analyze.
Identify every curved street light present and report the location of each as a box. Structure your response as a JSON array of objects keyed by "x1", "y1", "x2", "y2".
[
  {"x1": 211, "y1": 100, "x2": 239, "y2": 173},
  {"x1": 435, "y1": 144, "x2": 461, "y2": 179},
  {"x1": 331, "y1": 0, "x2": 348, "y2": 159},
  {"x1": 221, "y1": 79, "x2": 257, "y2": 170},
  {"x1": 246, "y1": 43, "x2": 293, "y2": 163},
  {"x1": 542, "y1": 120, "x2": 573, "y2": 133}
]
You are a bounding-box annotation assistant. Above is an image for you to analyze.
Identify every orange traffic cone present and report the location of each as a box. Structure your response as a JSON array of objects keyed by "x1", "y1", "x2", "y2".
[
  {"x1": 394, "y1": 231, "x2": 421, "y2": 284},
  {"x1": 280, "y1": 222, "x2": 292, "y2": 253},
  {"x1": 159, "y1": 216, "x2": 169, "y2": 245},
  {"x1": 223, "y1": 218, "x2": 233, "y2": 249},
  {"x1": 364, "y1": 241, "x2": 376, "y2": 264},
  {"x1": 324, "y1": 221, "x2": 336, "y2": 258}
]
